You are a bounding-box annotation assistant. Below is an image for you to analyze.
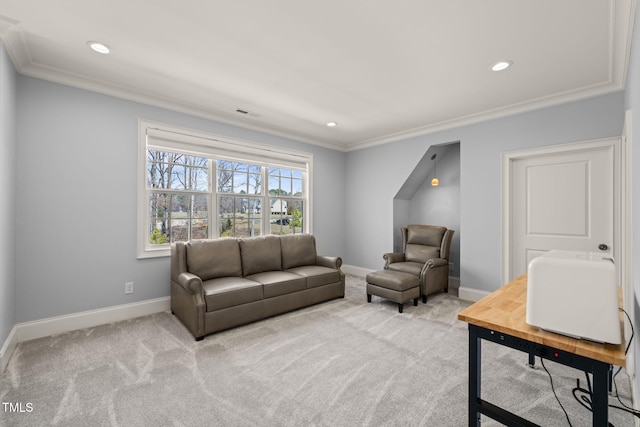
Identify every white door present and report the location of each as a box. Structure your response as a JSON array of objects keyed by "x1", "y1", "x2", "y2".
[{"x1": 507, "y1": 139, "x2": 616, "y2": 281}]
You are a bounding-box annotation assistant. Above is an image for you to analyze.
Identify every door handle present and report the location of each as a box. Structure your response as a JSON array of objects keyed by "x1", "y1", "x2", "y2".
[{"x1": 598, "y1": 244, "x2": 608, "y2": 251}]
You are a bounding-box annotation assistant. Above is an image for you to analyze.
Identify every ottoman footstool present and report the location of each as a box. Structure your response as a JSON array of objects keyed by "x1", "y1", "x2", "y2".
[{"x1": 366, "y1": 270, "x2": 420, "y2": 313}]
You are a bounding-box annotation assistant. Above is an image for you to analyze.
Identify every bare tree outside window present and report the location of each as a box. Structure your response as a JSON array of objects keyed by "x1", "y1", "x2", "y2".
[
  {"x1": 144, "y1": 148, "x2": 306, "y2": 247},
  {"x1": 147, "y1": 150, "x2": 209, "y2": 245},
  {"x1": 217, "y1": 160, "x2": 263, "y2": 238}
]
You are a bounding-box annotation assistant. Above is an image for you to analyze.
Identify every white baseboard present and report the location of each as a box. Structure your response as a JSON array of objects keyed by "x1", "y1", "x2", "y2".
[
  {"x1": 0, "y1": 325, "x2": 19, "y2": 372},
  {"x1": 458, "y1": 286, "x2": 490, "y2": 302},
  {"x1": 1, "y1": 296, "x2": 170, "y2": 372},
  {"x1": 449, "y1": 276, "x2": 460, "y2": 290},
  {"x1": 17, "y1": 297, "x2": 171, "y2": 342}
]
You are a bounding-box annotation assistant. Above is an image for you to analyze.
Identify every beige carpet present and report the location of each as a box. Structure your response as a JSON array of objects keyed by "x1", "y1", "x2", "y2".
[{"x1": 0, "y1": 275, "x2": 635, "y2": 426}]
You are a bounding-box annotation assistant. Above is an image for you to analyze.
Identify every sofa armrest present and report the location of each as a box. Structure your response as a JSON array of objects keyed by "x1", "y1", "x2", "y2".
[
  {"x1": 316, "y1": 255, "x2": 342, "y2": 270},
  {"x1": 383, "y1": 252, "x2": 405, "y2": 268},
  {"x1": 420, "y1": 257, "x2": 448, "y2": 276},
  {"x1": 176, "y1": 272, "x2": 204, "y2": 295}
]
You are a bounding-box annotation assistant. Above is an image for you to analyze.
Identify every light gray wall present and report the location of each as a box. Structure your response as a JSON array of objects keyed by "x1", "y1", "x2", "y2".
[
  {"x1": 345, "y1": 92, "x2": 625, "y2": 293},
  {"x1": 623, "y1": 0, "x2": 640, "y2": 410},
  {"x1": 0, "y1": 42, "x2": 17, "y2": 346},
  {"x1": 14, "y1": 76, "x2": 345, "y2": 323}
]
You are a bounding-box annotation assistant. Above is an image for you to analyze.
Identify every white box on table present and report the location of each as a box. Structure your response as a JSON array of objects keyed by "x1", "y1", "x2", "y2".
[{"x1": 526, "y1": 250, "x2": 620, "y2": 344}]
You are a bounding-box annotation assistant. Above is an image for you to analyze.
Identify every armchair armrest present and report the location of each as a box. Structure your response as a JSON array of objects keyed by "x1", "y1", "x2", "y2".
[
  {"x1": 383, "y1": 252, "x2": 405, "y2": 268},
  {"x1": 176, "y1": 272, "x2": 204, "y2": 295},
  {"x1": 420, "y1": 257, "x2": 448, "y2": 276},
  {"x1": 316, "y1": 255, "x2": 343, "y2": 270}
]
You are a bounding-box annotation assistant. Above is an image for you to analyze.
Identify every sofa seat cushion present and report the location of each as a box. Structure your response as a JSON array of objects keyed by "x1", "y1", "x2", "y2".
[
  {"x1": 387, "y1": 261, "x2": 423, "y2": 277},
  {"x1": 203, "y1": 277, "x2": 263, "y2": 311},
  {"x1": 247, "y1": 271, "x2": 307, "y2": 298},
  {"x1": 286, "y1": 265, "x2": 340, "y2": 289}
]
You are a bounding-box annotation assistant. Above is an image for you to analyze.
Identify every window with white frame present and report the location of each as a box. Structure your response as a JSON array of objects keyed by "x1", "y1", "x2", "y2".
[{"x1": 138, "y1": 120, "x2": 312, "y2": 258}]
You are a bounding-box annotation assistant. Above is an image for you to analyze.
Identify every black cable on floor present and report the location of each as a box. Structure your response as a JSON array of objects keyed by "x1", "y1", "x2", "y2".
[
  {"x1": 540, "y1": 357, "x2": 573, "y2": 427},
  {"x1": 540, "y1": 308, "x2": 639, "y2": 426},
  {"x1": 567, "y1": 308, "x2": 640, "y2": 426}
]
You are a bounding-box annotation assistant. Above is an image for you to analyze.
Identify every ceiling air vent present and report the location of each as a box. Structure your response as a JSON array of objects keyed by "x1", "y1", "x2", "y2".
[{"x1": 235, "y1": 108, "x2": 261, "y2": 118}]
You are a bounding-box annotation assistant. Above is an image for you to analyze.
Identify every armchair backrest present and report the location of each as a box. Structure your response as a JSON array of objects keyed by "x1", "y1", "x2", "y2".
[{"x1": 401, "y1": 225, "x2": 454, "y2": 263}]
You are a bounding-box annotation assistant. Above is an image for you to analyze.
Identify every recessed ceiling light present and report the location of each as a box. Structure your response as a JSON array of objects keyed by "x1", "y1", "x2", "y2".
[
  {"x1": 491, "y1": 61, "x2": 512, "y2": 71},
  {"x1": 87, "y1": 41, "x2": 110, "y2": 54},
  {"x1": 326, "y1": 121, "x2": 337, "y2": 127}
]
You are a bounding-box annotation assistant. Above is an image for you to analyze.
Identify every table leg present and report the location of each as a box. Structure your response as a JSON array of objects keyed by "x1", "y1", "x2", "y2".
[
  {"x1": 469, "y1": 325, "x2": 481, "y2": 426},
  {"x1": 592, "y1": 361, "x2": 610, "y2": 426},
  {"x1": 528, "y1": 352, "x2": 535, "y2": 368}
]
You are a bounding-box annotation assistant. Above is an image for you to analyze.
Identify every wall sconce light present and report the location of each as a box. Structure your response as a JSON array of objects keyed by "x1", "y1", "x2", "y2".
[{"x1": 431, "y1": 153, "x2": 439, "y2": 186}]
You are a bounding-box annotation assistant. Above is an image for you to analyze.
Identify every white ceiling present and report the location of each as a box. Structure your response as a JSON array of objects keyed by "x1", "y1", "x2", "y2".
[{"x1": 0, "y1": 1, "x2": 635, "y2": 151}]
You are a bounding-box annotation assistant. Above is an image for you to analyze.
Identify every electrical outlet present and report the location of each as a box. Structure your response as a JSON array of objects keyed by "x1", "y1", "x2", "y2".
[{"x1": 125, "y1": 282, "x2": 134, "y2": 294}]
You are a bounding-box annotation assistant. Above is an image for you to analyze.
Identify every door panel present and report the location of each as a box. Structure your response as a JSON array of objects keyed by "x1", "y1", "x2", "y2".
[
  {"x1": 527, "y1": 161, "x2": 588, "y2": 236},
  {"x1": 510, "y1": 143, "x2": 614, "y2": 280}
]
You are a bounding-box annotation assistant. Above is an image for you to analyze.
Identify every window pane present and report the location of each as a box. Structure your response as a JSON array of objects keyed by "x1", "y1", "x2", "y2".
[
  {"x1": 192, "y1": 194, "x2": 209, "y2": 240},
  {"x1": 268, "y1": 176, "x2": 280, "y2": 195},
  {"x1": 217, "y1": 159, "x2": 232, "y2": 170},
  {"x1": 233, "y1": 172, "x2": 248, "y2": 194},
  {"x1": 217, "y1": 195, "x2": 262, "y2": 238},
  {"x1": 292, "y1": 178, "x2": 303, "y2": 196},
  {"x1": 172, "y1": 153, "x2": 188, "y2": 165},
  {"x1": 248, "y1": 173, "x2": 262, "y2": 195},
  {"x1": 248, "y1": 198, "x2": 262, "y2": 215},
  {"x1": 269, "y1": 198, "x2": 303, "y2": 235},
  {"x1": 217, "y1": 168, "x2": 233, "y2": 192},
  {"x1": 149, "y1": 192, "x2": 169, "y2": 245},
  {"x1": 249, "y1": 164, "x2": 261, "y2": 173},
  {"x1": 192, "y1": 156, "x2": 208, "y2": 167},
  {"x1": 270, "y1": 198, "x2": 287, "y2": 235},
  {"x1": 170, "y1": 164, "x2": 188, "y2": 190},
  {"x1": 147, "y1": 162, "x2": 169, "y2": 189},
  {"x1": 281, "y1": 177, "x2": 292, "y2": 195},
  {"x1": 235, "y1": 198, "x2": 250, "y2": 237},
  {"x1": 169, "y1": 194, "x2": 189, "y2": 242},
  {"x1": 191, "y1": 167, "x2": 209, "y2": 191},
  {"x1": 289, "y1": 200, "x2": 304, "y2": 234},
  {"x1": 293, "y1": 170, "x2": 303, "y2": 179},
  {"x1": 218, "y1": 196, "x2": 235, "y2": 237},
  {"x1": 246, "y1": 197, "x2": 261, "y2": 237}
]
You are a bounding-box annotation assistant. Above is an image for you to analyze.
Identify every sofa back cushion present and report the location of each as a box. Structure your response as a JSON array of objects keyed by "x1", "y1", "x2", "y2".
[
  {"x1": 281, "y1": 234, "x2": 317, "y2": 270},
  {"x1": 186, "y1": 239, "x2": 242, "y2": 281},
  {"x1": 405, "y1": 225, "x2": 446, "y2": 263},
  {"x1": 239, "y1": 235, "x2": 282, "y2": 276}
]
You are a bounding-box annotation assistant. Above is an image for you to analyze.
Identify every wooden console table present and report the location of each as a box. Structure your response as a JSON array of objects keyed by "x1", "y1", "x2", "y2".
[{"x1": 457, "y1": 274, "x2": 626, "y2": 426}]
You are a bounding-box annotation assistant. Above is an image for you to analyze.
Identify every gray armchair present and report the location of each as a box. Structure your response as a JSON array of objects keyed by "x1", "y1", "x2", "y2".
[{"x1": 383, "y1": 225, "x2": 454, "y2": 302}]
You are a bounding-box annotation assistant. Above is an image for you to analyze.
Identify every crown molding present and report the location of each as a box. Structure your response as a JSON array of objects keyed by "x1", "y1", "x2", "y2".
[
  {"x1": 19, "y1": 60, "x2": 348, "y2": 152},
  {"x1": 0, "y1": 15, "x2": 31, "y2": 70},
  {"x1": 343, "y1": 81, "x2": 624, "y2": 152}
]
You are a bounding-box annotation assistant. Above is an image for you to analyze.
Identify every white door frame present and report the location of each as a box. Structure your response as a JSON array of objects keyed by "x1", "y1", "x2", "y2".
[
  {"x1": 502, "y1": 137, "x2": 624, "y2": 287},
  {"x1": 621, "y1": 110, "x2": 634, "y2": 377}
]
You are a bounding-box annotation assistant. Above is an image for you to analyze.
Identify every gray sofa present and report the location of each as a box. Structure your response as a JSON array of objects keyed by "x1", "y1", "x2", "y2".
[{"x1": 171, "y1": 234, "x2": 345, "y2": 340}]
